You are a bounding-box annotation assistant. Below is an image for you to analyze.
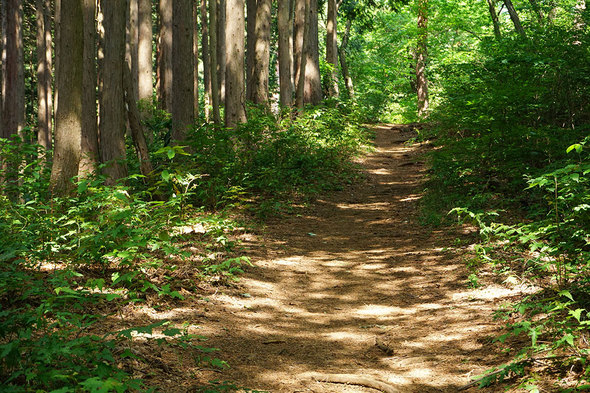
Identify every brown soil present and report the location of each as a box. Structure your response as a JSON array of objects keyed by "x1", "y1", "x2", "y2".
[{"x1": 126, "y1": 125, "x2": 533, "y2": 392}]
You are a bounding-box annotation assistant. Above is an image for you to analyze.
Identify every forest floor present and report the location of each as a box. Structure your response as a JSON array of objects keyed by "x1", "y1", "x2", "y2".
[{"x1": 117, "y1": 125, "x2": 535, "y2": 392}]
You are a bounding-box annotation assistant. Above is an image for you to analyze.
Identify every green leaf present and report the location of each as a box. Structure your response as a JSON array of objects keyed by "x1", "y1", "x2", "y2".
[
  {"x1": 566, "y1": 144, "x2": 583, "y2": 154},
  {"x1": 167, "y1": 148, "x2": 176, "y2": 160},
  {"x1": 570, "y1": 308, "x2": 585, "y2": 322},
  {"x1": 161, "y1": 170, "x2": 171, "y2": 182},
  {"x1": 559, "y1": 290, "x2": 574, "y2": 302}
]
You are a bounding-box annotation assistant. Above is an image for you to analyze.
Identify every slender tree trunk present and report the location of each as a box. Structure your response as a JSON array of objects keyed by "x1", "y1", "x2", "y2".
[
  {"x1": 338, "y1": 18, "x2": 353, "y2": 98},
  {"x1": 225, "y1": 0, "x2": 246, "y2": 126},
  {"x1": 303, "y1": 0, "x2": 321, "y2": 105},
  {"x1": 172, "y1": 0, "x2": 194, "y2": 141},
  {"x1": 326, "y1": 0, "x2": 339, "y2": 97},
  {"x1": 193, "y1": 2, "x2": 199, "y2": 119},
  {"x1": 278, "y1": 0, "x2": 293, "y2": 107},
  {"x1": 209, "y1": 0, "x2": 221, "y2": 123},
  {"x1": 50, "y1": 0, "x2": 83, "y2": 194},
  {"x1": 158, "y1": 0, "x2": 173, "y2": 111},
  {"x1": 79, "y1": 0, "x2": 99, "y2": 177},
  {"x1": 0, "y1": 0, "x2": 4, "y2": 140},
  {"x1": 123, "y1": 64, "x2": 153, "y2": 178},
  {"x1": 100, "y1": 0, "x2": 128, "y2": 183},
  {"x1": 217, "y1": 0, "x2": 226, "y2": 102},
  {"x1": 293, "y1": 0, "x2": 304, "y2": 96},
  {"x1": 3, "y1": 0, "x2": 24, "y2": 139},
  {"x1": 200, "y1": 0, "x2": 211, "y2": 120},
  {"x1": 246, "y1": 0, "x2": 256, "y2": 100},
  {"x1": 36, "y1": 0, "x2": 53, "y2": 153},
  {"x1": 416, "y1": 0, "x2": 429, "y2": 118},
  {"x1": 250, "y1": 0, "x2": 271, "y2": 105},
  {"x1": 138, "y1": 0, "x2": 152, "y2": 102},
  {"x1": 504, "y1": 0, "x2": 526, "y2": 36},
  {"x1": 127, "y1": 0, "x2": 139, "y2": 101},
  {"x1": 295, "y1": 0, "x2": 308, "y2": 108},
  {"x1": 486, "y1": 0, "x2": 502, "y2": 38}
]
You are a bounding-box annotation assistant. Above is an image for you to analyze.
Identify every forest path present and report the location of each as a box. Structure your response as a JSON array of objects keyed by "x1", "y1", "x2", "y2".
[{"x1": 193, "y1": 125, "x2": 510, "y2": 392}]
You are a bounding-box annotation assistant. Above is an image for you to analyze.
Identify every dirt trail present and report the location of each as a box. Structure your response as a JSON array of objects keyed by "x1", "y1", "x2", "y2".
[{"x1": 188, "y1": 125, "x2": 514, "y2": 392}]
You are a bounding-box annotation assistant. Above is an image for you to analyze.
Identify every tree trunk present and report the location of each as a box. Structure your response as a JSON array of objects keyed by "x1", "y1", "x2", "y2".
[
  {"x1": 123, "y1": 63, "x2": 153, "y2": 179},
  {"x1": 172, "y1": 0, "x2": 194, "y2": 141},
  {"x1": 200, "y1": 0, "x2": 211, "y2": 120},
  {"x1": 100, "y1": 0, "x2": 128, "y2": 183},
  {"x1": 338, "y1": 18, "x2": 353, "y2": 98},
  {"x1": 217, "y1": 0, "x2": 226, "y2": 102},
  {"x1": 293, "y1": 0, "x2": 304, "y2": 96},
  {"x1": 278, "y1": 0, "x2": 292, "y2": 107},
  {"x1": 295, "y1": 0, "x2": 308, "y2": 108},
  {"x1": 303, "y1": 0, "x2": 321, "y2": 105},
  {"x1": 250, "y1": 0, "x2": 271, "y2": 105},
  {"x1": 486, "y1": 0, "x2": 502, "y2": 38},
  {"x1": 158, "y1": 0, "x2": 173, "y2": 111},
  {"x1": 3, "y1": 0, "x2": 25, "y2": 139},
  {"x1": 326, "y1": 0, "x2": 338, "y2": 97},
  {"x1": 0, "y1": 0, "x2": 4, "y2": 140},
  {"x1": 503, "y1": 0, "x2": 526, "y2": 36},
  {"x1": 225, "y1": 0, "x2": 246, "y2": 126},
  {"x1": 246, "y1": 0, "x2": 255, "y2": 101},
  {"x1": 79, "y1": 0, "x2": 99, "y2": 177},
  {"x1": 36, "y1": 0, "x2": 53, "y2": 153},
  {"x1": 138, "y1": 0, "x2": 153, "y2": 102},
  {"x1": 127, "y1": 0, "x2": 139, "y2": 101},
  {"x1": 50, "y1": 0, "x2": 83, "y2": 195},
  {"x1": 416, "y1": 0, "x2": 429, "y2": 118},
  {"x1": 209, "y1": 0, "x2": 221, "y2": 123},
  {"x1": 193, "y1": 2, "x2": 199, "y2": 119}
]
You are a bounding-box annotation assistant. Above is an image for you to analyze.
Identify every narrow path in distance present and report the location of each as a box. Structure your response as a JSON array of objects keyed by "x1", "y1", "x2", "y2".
[{"x1": 196, "y1": 125, "x2": 515, "y2": 392}]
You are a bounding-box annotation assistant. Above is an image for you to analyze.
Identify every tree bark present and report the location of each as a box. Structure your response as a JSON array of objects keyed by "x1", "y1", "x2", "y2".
[
  {"x1": 338, "y1": 18, "x2": 353, "y2": 98},
  {"x1": 225, "y1": 0, "x2": 246, "y2": 126},
  {"x1": 0, "y1": 0, "x2": 4, "y2": 140},
  {"x1": 217, "y1": 0, "x2": 226, "y2": 102},
  {"x1": 100, "y1": 0, "x2": 128, "y2": 183},
  {"x1": 503, "y1": 0, "x2": 526, "y2": 36},
  {"x1": 157, "y1": 0, "x2": 173, "y2": 111},
  {"x1": 326, "y1": 0, "x2": 339, "y2": 97},
  {"x1": 246, "y1": 0, "x2": 256, "y2": 101},
  {"x1": 193, "y1": 2, "x2": 199, "y2": 119},
  {"x1": 303, "y1": 0, "x2": 321, "y2": 105},
  {"x1": 3, "y1": 0, "x2": 25, "y2": 139},
  {"x1": 36, "y1": 0, "x2": 53, "y2": 152},
  {"x1": 50, "y1": 0, "x2": 83, "y2": 194},
  {"x1": 79, "y1": 0, "x2": 99, "y2": 177},
  {"x1": 293, "y1": 0, "x2": 305, "y2": 96},
  {"x1": 250, "y1": 0, "x2": 271, "y2": 105},
  {"x1": 295, "y1": 0, "x2": 308, "y2": 108},
  {"x1": 127, "y1": 0, "x2": 139, "y2": 101},
  {"x1": 209, "y1": 0, "x2": 221, "y2": 123},
  {"x1": 138, "y1": 0, "x2": 153, "y2": 102},
  {"x1": 278, "y1": 0, "x2": 293, "y2": 107},
  {"x1": 486, "y1": 0, "x2": 502, "y2": 38},
  {"x1": 416, "y1": 0, "x2": 429, "y2": 118},
  {"x1": 171, "y1": 0, "x2": 195, "y2": 141},
  {"x1": 200, "y1": 0, "x2": 211, "y2": 120}
]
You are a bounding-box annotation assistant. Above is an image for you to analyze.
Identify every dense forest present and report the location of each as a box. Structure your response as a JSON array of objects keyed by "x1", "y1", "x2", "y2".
[{"x1": 0, "y1": 0, "x2": 589, "y2": 391}]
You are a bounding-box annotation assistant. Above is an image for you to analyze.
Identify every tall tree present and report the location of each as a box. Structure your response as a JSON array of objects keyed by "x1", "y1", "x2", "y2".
[
  {"x1": 171, "y1": 0, "x2": 195, "y2": 141},
  {"x1": 295, "y1": 0, "x2": 309, "y2": 108},
  {"x1": 277, "y1": 0, "x2": 293, "y2": 106},
  {"x1": 193, "y1": 2, "x2": 199, "y2": 119},
  {"x1": 217, "y1": 0, "x2": 226, "y2": 101},
  {"x1": 246, "y1": 0, "x2": 255, "y2": 100},
  {"x1": 36, "y1": 0, "x2": 53, "y2": 152},
  {"x1": 100, "y1": 0, "x2": 128, "y2": 182},
  {"x1": 416, "y1": 0, "x2": 429, "y2": 118},
  {"x1": 158, "y1": 0, "x2": 173, "y2": 111},
  {"x1": 50, "y1": 0, "x2": 83, "y2": 194},
  {"x1": 225, "y1": 0, "x2": 246, "y2": 126},
  {"x1": 338, "y1": 18, "x2": 354, "y2": 97},
  {"x1": 303, "y1": 0, "x2": 321, "y2": 104},
  {"x1": 326, "y1": 0, "x2": 339, "y2": 97},
  {"x1": 79, "y1": 0, "x2": 99, "y2": 177},
  {"x1": 200, "y1": 0, "x2": 212, "y2": 120},
  {"x1": 486, "y1": 0, "x2": 502, "y2": 38},
  {"x1": 293, "y1": 0, "x2": 305, "y2": 96},
  {"x1": 3, "y1": 0, "x2": 25, "y2": 139},
  {"x1": 503, "y1": 0, "x2": 526, "y2": 36},
  {"x1": 137, "y1": 0, "x2": 152, "y2": 102},
  {"x1": 248, "y1": 0, "x2": 271, "y2": 105},
  {"x1": 209, "y1": 0, "x2": 222, "y2": 123},
  {"x1": 127, "y1": 0, "x2": 139, "y2": 100}
]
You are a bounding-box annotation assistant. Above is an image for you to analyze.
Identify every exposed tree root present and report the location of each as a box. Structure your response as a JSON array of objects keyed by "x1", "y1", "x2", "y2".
[{"x1": 303, "y1": 372, "x2": 400, "y2": 393}]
